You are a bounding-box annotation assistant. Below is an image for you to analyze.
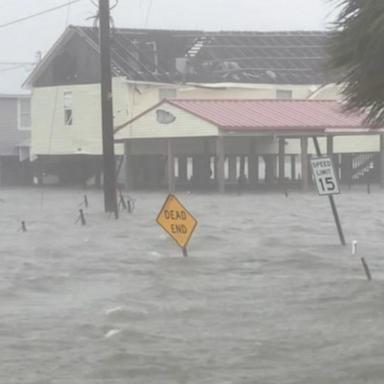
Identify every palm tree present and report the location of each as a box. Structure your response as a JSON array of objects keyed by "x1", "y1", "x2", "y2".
[{"x1": 329, "y1": 0, "x2": 384, "y2": 126}]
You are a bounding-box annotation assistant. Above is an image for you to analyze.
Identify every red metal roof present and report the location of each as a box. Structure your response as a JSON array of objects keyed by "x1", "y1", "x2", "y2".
[{"x1": 166, "y1": 99, "x2": 369, "y2": 131}]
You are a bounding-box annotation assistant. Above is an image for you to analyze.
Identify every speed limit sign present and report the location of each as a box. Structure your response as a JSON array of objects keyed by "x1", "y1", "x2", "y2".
[{"x1": 310, "y1": 156, "x2": 340, "y2": 195}]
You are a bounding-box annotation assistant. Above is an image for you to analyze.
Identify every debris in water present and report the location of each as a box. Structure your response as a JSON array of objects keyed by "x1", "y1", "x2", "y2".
[{"x1": 352, "y1": 240, "x2": 358, "y2": 255}]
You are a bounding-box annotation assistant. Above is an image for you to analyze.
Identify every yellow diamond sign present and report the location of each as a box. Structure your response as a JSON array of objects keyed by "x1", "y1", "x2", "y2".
[{"x1": 156, "y1": 194, "x2": 198, "y2": 249}]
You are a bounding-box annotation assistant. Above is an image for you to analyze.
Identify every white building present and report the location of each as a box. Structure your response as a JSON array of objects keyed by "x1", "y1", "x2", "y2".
[{"x1": 0, "y1": 62, "x2": 34, "y2": 185}]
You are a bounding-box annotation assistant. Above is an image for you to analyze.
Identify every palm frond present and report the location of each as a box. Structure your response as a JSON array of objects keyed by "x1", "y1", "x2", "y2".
[{"x1": 328, "y1": 0, "x2": 384, "y2": 126}]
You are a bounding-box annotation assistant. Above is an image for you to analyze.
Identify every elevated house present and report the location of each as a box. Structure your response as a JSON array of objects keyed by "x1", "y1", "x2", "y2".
[
  {"x1": 24, "y1": 25, "x2": 348, "y2": 187},
  {"x1": 115, "y1": 99, "x2": 384, "y2": 193},
  {"x1": 25, "y1": 26, "x2": 382, "y2": 190},
  {"x1": 0, "y1": 63, "x2": 33, "y2": 185}
]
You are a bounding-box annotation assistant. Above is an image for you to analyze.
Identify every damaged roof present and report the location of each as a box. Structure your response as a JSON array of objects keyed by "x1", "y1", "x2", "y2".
[
  {"x1": 26, "y1": 26, "x2": 333, "y2": 87},
  {"x1": 81, "y1": 27, "x2": 331, "y2": 84}
]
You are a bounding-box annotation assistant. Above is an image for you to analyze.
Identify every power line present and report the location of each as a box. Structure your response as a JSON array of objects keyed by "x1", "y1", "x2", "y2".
[
  {"x1": 0, "y1": 64, "x2": 34, "y2": 72},
  {"x1": 40, "y1": 0, "x2": 76, "y2": 208},
  {"x1": 0, "y1": 0, "x2": 82, "y2": 29},
  {"x1": 144, "y1": 0, "x2": 154, "y2": 26},
  {"x1": 0, "y1": 61, "x2": 35, "y2": 65}
]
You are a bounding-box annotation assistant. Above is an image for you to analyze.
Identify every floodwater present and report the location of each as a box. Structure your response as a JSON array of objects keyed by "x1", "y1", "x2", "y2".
[{"x1": 1, "y1": 187, "x2": 384, "y2": 384}]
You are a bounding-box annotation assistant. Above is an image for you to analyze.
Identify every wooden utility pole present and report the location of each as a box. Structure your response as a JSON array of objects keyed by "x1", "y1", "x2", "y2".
[{"x1": 99, "y1": 0, "x2": 118, "y2": 217}]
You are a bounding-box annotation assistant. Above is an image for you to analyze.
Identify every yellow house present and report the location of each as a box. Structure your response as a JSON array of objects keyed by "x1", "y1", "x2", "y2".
[{"x1": 25, "y1": 25, "x2": 358, "y2": 187}]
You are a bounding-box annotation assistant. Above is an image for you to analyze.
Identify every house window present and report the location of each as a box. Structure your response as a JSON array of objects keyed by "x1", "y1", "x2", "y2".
[
  {"x1": 18, "y1": 98, "x2": 31, "y2": 130},
  {"x1": 64, "y1": 91, "x2": 73, "y2": 126},
  {"x1": 159, "y1": 88, "x2": 177, "y2": 100},
  {"x1": 276, "y1": 89, "x2": 293, "y2": 99}
]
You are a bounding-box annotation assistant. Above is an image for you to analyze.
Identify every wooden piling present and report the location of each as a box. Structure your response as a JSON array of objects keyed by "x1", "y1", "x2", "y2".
[
  {"x1": 79, "y1": 209, "x2": 86, "y2": 226},
  {"x1": 361, "y1": 257, "x2": 372, "y2": 281},
  {"x1": 127, "y1": 199, "x2": 133, "y2": 214},
  {"x1": 119, "y1": 191, "x2": 127, "y2": 210}
]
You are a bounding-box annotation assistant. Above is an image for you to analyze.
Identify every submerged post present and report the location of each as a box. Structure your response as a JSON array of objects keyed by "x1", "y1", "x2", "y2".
[
  {"x1": 361, "y1": 257, "x2": 372, "y2": 281},
  {"x1": 79, "y1": 209, "x2": 86, "y2": 226},
  {"x1": 352, "y1": 240, "x2": 372, "y2": 281},
  {"x1": 118, "y1": 190, "x2": 127, "y2": 210},
  {"x1": 313, "y1": 136, "x2": 346, "y2": 246}
]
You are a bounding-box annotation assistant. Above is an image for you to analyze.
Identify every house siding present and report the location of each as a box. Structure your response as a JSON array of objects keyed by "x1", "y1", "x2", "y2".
[
  {"x1": 31, "y1": 81, "x2": 345, "y2": 157},
  {"x1": 31, "y1": 78, "x2": 127, "y2": 156},
  {"x1": 115, "y1": 103, "x2": 219, "y2": 140},
  {"x1": 285, "y1": 136, "x2": 380, "y2": 155},
  {"x1": 125, "y1": 83, "x2": 336, "y2": 120},
  {"x1": 178, "y1": 84, "x2": 318, "y2": 100}
]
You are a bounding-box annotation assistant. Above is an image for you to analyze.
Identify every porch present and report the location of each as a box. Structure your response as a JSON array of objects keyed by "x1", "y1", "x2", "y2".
[{"x1": 114, "y1": 99, "x2": 384, "y2": 193}]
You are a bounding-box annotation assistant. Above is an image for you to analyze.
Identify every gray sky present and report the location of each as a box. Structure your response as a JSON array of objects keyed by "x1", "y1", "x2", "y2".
[{"x1": 0, "y1": 0, "x2": 339, "y2": 62}]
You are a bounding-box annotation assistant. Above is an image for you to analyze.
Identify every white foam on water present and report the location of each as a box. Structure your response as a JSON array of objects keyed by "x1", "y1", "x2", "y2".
[
  {"x1": 104, "y1": 329, "x2": 121, "y2": 339},
  {"x1": 105, "y1": 306, "x2": 124, "y2": 316}
]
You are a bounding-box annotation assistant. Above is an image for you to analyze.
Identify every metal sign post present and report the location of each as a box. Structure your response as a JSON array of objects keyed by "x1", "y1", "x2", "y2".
[{"x1": 312, "y1": 136, "x2": 346, "y2": 246}]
